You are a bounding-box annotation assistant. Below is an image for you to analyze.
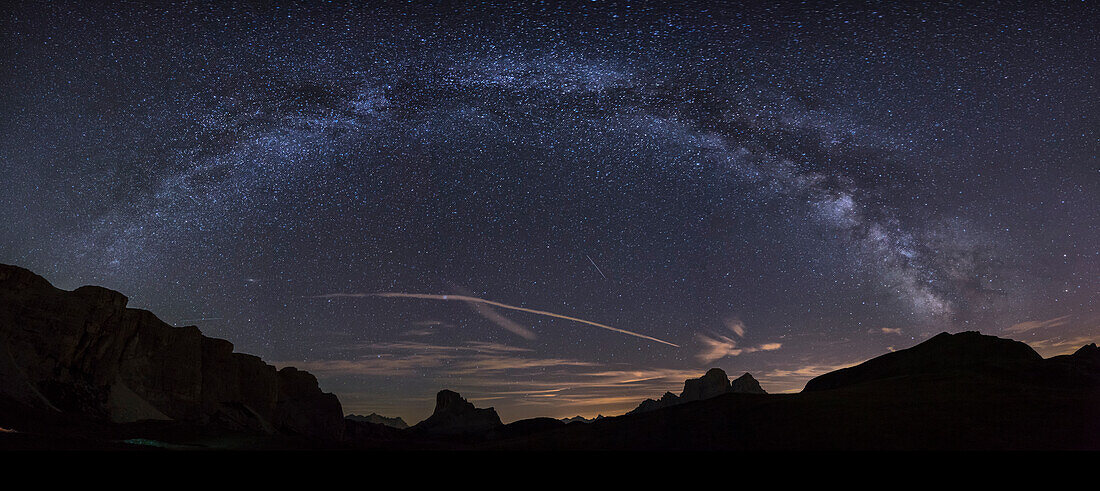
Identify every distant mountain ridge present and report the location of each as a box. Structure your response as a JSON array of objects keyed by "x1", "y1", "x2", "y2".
[
  {"x1": 346, "y1": 412, "x2": 408, "y2": 429},
  {"x1": 561, "y1": 415, "x2": 604, "y2": 424}
]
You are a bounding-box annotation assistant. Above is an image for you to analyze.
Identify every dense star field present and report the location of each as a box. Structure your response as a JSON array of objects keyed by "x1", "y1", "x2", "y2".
[{"x1": 1, "y1": 2, "x2": 1096, "y2": 423}]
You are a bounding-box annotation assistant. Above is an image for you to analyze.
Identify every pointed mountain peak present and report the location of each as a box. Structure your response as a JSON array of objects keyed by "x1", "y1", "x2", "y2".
[{"x1": 730, "y1": 372, "x2": 767, "y2": 394}]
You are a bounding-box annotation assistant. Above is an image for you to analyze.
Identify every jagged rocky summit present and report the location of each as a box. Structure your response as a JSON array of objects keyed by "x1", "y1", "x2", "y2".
[
  {"x1": 346, "y1": 412, "x2": 409, "y2": 430},
  {"x1": 0, "y1": 264, "x2": 345, "y2": 441},
  {"x1": 629, "y1": 368, "x2": 766, "y2": 415},
  {"x1": 410, "y1": 389, "x2": 502, "y2": 436}
]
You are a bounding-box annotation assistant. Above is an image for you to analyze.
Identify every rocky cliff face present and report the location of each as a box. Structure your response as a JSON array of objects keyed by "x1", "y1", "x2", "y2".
[
  {"x1": 410, "y1": 389, "x2": 502, "y2": 436},
  {"x1": 680, "y1": 368, "x2": 732, "y2": 402},
  {"x1": 0, "y1": 264, "x2": 344, "y2": 441},
  {"x1": 629, "y1": 368, "x2": 767, "y2": 415}
]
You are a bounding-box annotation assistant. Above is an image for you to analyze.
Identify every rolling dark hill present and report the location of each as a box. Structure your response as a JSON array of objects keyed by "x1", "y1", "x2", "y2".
[{"x1": 804, "y1": 331, "x2": 1043, "y2": 391}]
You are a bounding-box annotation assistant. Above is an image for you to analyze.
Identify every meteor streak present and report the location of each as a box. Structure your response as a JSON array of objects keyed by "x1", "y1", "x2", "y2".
[
  {"x1": 585, "y1": 254, "x2": 608, "y2": 280},
  {"x1": 315, "y1": 292, "x2": 680, "y2": 348}
]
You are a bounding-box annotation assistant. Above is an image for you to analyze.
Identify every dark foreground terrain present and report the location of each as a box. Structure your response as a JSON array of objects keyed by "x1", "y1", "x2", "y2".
[{"x1": 1, "y1": 263, "x2": 1097, "y2": 451}]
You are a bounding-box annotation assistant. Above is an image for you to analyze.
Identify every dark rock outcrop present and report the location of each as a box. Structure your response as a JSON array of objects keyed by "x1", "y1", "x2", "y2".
[
  {"x1": 410, "y1": 390, "x2": 502, "y2": 436},
  {"x1": 346, "y1": 412, "x2": 409, "y2": 429},
  {"x1": 629, "y1": 368, "x2": 767, "y2": 414},
  {"x1": 680, "y1": 368, "x2": 731, "y2": 402},
  {"x1": 0, "y1": 264, "x2": 344, "y2": 441}
]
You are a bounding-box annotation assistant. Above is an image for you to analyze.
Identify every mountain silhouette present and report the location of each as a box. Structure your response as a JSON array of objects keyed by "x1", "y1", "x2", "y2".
[
  {"x1": 345, "y1": 413, "x2": 408, "y2": 430},
  {"x1": 629, "y1": 368, "x2": 766, "y2": 415},
  {"x1": 0, "y1": 263, "x2": 345, "y2": 446},
  {"x1": 803, "y1": 331, "x2": 1044, "y2": 392},
  {"x1": 0, "y1": 263, "x2": 1096, "y2": 450},
  {"x1": 561, "y1": 415, "x2": 604, "y2": 424},
  {"x1": 476, "y1": 331, "x2": 1099, "y2": 450},
  {"x1": 409, "y1": 390, "x2": 503, "y2": 436}
]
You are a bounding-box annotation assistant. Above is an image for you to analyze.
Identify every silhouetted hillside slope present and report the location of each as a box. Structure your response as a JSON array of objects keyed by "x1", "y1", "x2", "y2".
[{"x1": 803, "y1": 331, "x2": 1047, "y2": 391}]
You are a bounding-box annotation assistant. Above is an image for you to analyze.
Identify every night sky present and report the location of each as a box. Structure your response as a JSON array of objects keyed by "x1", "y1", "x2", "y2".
[{"x1": 2, "y1": 2, "x2": 1097, "y2": 424}]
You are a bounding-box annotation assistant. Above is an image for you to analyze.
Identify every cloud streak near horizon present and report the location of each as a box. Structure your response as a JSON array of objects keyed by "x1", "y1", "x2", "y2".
[{"x1": 314, "y1": 292, "x2": 681, "y2": 348}]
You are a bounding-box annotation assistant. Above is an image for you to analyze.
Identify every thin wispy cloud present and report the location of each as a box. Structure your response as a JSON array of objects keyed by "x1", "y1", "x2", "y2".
[
  {"x1": 1005, "y1": 315, "x2": 1073, "y2": 333},
  {"x1": 759, "y1": 360, "x2": 863, "y2": 393},
  {"x1": 324, "y1": 340, "x2": 534, "y2": 355},
  {"x1": 313, "y1": 292, "x2": 680, "y2": 347},
  {"x1": 696, "y1": 333, "x2": 742, "y2": 363},
  {"x1": 464, "y1": 298, "x2": 537, "y2": 340},
  {"x1": 1023, "y1": 335, "x2": 1098, "y2": 358},
  {"x1": 452, "y1": 356, "x2": 599, "y2": 373},
  {"x1": 411, "y1": 320, "x2": 453, "y2": 327},
  {"x1": 695, "y1": 332, "x2": 782, "y2": 363},
  {"x1": 725, "y1": 317, "x2": 746, "y2": 337}
]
